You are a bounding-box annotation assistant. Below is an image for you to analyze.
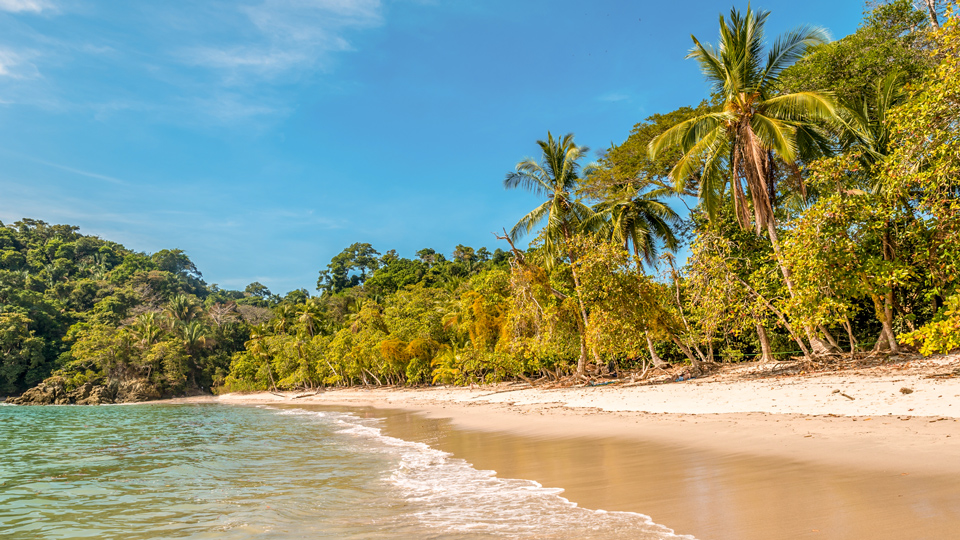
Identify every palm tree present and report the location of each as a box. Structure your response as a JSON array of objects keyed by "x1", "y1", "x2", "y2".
[
  {"x1": 504, "y1": 132, "x2": 600, "y2": 377},
  {"x1": 649, "y1": 6, "x2": 839, "y2": 352},
  {"x1": 245, "y1": 324, "x2": 277, "y2": 390},
  {"x1": 165, "y1": 294, "x2": 200, "y2": 324},
  {"x1": 838, "y1": 71, "x2": 906, "y2": 186},
  {"x1": 594, "y1": 187, "x2": 681, "y2": 267},
  {"x1": 650, "y1": 5, "x2": 835, "y2": 236},
  {"x1": 133, "y1": 312, "x2": 163, "y2": 347},
  {"x1": 297, "y1": 298, "x2": 324, "y2": 338},
  {"x1": 593, "y1": 187, "x2": 686, "y2": 369},
  {"x1": 180, "y1": 320, "x2": 209, "y2": 353},
  {"x1": 837, "y1": 71, "x2": 909, "y2": 353}
]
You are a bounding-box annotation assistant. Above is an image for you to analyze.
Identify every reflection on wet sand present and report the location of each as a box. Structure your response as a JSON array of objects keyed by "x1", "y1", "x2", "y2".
[{"x1": 343, "y1": 406, "x2": 960, "y2": 540}]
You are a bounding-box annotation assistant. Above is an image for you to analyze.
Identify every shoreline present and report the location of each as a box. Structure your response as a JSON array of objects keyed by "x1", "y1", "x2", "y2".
[
  {"x1": 169, "y1": 355, "x2": 960, "y2": 477},
  {"x1": 131, "y1": 360, "x2": 960, "y2": 539}
]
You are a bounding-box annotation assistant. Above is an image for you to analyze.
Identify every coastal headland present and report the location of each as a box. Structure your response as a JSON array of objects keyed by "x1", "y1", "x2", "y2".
[{"x1": 168, "y1": 353, "x2": 960, "y2": 540}]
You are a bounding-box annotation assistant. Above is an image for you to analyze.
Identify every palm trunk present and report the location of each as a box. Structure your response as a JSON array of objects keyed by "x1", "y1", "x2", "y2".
[
  {"x1": 764, "y1": 218, "x2": 836, "y2": 355},
  {"x1": 645, "y1": 333, "x2": 667, "y2": 367},
  {"x1": 563, "y1": 229, "x2": 597, "y2": 377},
  {"x1": 671, "y1": 336, "x2": 703, "y2": 374}
]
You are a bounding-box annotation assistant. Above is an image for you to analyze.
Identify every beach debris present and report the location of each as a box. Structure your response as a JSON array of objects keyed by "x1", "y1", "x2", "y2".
[
  {"x1": 832, "y1": 389, "x2": 855, "y2": 400},
  {"x1": 900, "y1": 387, "x2": 914, "y2": 394}
]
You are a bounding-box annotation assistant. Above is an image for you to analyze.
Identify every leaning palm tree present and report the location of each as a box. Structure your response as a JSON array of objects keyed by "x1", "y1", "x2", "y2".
[
  {"x1": 649, "y1": 6, "x2": 839, "y2": 352},
  {"x1": 504, "y1": 132, "x2": 601, "y2": 377}
]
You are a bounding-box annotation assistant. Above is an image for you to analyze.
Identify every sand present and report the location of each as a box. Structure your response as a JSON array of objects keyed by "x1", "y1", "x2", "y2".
[{"x1": 172, "y1": 354, "x2": 960, "y2": 540}]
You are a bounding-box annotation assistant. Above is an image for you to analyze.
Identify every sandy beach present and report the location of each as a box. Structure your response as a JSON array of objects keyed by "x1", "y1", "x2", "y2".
[{"x1": 174, "y1": 354, "x2": 960, "y2": 540}]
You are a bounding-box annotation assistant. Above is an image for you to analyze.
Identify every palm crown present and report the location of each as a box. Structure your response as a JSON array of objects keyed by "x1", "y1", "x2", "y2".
[
  {"x1": 504, "y1": 132, "x2": 598, "y2": 265},
  {"x1": 649, "y1": 5, "x2": 837, "y2": 233}
]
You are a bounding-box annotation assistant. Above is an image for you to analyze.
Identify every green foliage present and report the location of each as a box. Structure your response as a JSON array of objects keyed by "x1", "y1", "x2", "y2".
[
  {"x1": 779, "y1": 0, "x2": 931, "y2": 104},
  {"x1": 901, "y1": 295, "x2": 960, "y2": 355},
  {"x1": 317, "y1": 243, "x2": 381, "y2": 293}
]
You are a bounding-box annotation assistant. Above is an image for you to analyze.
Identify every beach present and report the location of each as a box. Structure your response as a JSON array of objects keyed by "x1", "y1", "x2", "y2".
[{"x1": 193, "y1": 354, "x2": 960, "y2": 540}]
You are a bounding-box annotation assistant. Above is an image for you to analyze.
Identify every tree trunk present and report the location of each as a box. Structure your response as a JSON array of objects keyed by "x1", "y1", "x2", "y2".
[
  {"x1": 564, "y1": 232, "x2": 598, "y2": 377},
  {"x1": 665, "y1": 257, "x2": 709, "y2": 363},
  {"x1": 733, "y1": 274, "x2": 813, "y2": 359},
  {"x1": 756, "y1": 322, "x2": 774, "y2": 363},
  {"x1": 671, "y1": 336, "x2": 703, "y2": 374},
  {"x1": 925, "y1": 0, "x2": 940, "y2": 30},
  {"x1": 883, "y1": 290, "x2": 900, "y2": 353},
  {"x1": 881, "y1": 223, "x2": 900, "y2": 354},
  {"x1": 266, "y1": 362, "x2": 277, "y2": 392},
  {"x1": 842, "y1": 317, "x2": 857, "y2": 354},
  {"x1": 818, "y1": 325, "x2": 841, "y2": 351},
  {"x1": 764, "y1": 219, "x2": 836, "y2": 354},
  {"x1": 576, "y1": 335, "x2": 589, "y2": 378},
  {"x1": 645, "y1": 333, "x2": 667, "y2": 367}
]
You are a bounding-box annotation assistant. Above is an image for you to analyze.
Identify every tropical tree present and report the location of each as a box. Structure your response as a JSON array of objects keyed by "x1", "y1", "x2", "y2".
[
  {"x1": 594, "y1": 187, "x2": 681, "y2": 267},
  {"x1": 504, "y1": 132, "x2": 600, "y2": 377},
  {"x1": 649, "y1": 5, "x2": 840, "y2": 351}
]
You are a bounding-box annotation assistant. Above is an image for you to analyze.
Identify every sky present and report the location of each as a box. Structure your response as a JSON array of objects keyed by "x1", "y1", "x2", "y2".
[{"x1": 0, "y1": 0, "x2": 866, "y2": 294}]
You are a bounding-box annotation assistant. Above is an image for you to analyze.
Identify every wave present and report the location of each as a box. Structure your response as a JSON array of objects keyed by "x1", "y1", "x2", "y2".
[{"x1": 273, "y1": 408, "x2": 696, "y2": 540}]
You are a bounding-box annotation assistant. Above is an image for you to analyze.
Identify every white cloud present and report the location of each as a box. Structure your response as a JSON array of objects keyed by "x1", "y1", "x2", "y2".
[
  {"x1": 0, "y1": 48, "x2": 40, "y2": 79},
  {"x1": 0, "y1": 0, "x2": 52, "y2": 13},
  {"x1": 183, "y1": 0, "x2": 383, "y2": 80},
  {"x1": 598, "y1": 91, "x2": 631, "y2": 103}
]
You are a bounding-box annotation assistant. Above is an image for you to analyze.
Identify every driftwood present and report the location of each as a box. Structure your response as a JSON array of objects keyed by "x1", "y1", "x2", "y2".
[{"x1": 292, "y1": 389, "x2": 323, "y2": 399}]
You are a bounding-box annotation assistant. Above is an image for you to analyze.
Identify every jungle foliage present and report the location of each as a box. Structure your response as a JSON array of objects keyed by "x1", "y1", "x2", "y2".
[{"x1": 8, "y1": 3, "x2": 960, "y2": 398}]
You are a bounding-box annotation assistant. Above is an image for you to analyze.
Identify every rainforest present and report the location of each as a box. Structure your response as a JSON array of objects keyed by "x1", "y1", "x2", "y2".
[{"x1": 4, "y1": 1, "x2": 959, "y2": 404}]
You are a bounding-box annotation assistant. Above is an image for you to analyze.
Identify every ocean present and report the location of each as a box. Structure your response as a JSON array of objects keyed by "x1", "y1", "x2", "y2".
[{"x1": 0, "y1": 403, "x2": 688, "y2": 539}]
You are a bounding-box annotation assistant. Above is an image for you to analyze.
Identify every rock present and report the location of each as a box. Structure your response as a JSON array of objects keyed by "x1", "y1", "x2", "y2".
[
  {"x1": 5, "y1": 377, "x2": 67, "y2": 405},
  {"x1": 115, "y1": 379, "x2": 161, "y2": 403},
  {"x1": 7, "y1": 377, "x2": 159, "y2": 406},
  {"x1": 76, "y1": 384, "x2": 117, "y2": 405},
  {"x1": 66, "y1": 382, "x2": 93, "y2": 403},
  {"x1": 900, "y1": 387, "x2": 914, "y2": 394}
]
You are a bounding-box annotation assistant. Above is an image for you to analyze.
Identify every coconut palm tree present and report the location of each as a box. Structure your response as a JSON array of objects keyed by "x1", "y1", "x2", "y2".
[
  {"x1": 649, "y1": 5, "x2": 835, "y2": 240},
  {"x1": 649, "y1": 5, "x2": 839, "y2": 352},
  {"x1": 504, "y1": 132, "x2": 601, "y2": 377},
  {"x1": 839, "y1": 71, "x2": 907, "y2": 186},
  {"x1": 594, "y1": 187, "x2": 681, "y2": 267}
]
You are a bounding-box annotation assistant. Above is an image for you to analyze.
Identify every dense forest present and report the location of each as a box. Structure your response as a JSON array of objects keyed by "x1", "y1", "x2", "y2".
[{"x1": 5, "y1": 1, "x2": 960, "y2": 403}]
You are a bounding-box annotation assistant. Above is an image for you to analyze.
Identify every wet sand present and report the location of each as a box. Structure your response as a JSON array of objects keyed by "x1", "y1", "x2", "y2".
[{"x1": 298, "y1": 404, "x2": 960, "y2": 540}]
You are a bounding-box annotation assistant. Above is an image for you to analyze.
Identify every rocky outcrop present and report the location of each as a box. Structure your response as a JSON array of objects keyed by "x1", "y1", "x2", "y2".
[
  {"x1": 6, "y1": 377, "x2": 68, "y2": 405},
  {"x1": 115, "y1": 379, "x2": 161, "y2": 402},
  {"x1": 5, "y1": 377, "x2": 160, "y2": 405},
  {"x1": 68, "y1": 381, "x2": 119, "y2": 405}
]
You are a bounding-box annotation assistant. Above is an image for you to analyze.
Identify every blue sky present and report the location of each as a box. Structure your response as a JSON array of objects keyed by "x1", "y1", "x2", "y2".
[{"x1": 0, "y1": 0, "x2": 865, "y2": 294}]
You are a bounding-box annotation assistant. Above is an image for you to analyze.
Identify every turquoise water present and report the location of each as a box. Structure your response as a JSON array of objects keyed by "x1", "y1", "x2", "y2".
[{"x1": 0, "y1": 404, "x2": 687, "y2": 539}]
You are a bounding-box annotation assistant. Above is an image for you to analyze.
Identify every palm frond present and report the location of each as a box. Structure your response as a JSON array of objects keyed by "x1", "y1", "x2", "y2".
[
  {"x1": 760, "y1": 25, "x2": 830, "y2": 87},
  {"x1": 751, "y1": 113, "x2": 798, "y2": 163},
  {"x1": 508, "y1": 199, "x2": 552, "y2": 241},
  {"x1": 762, "y1": 91, "x2": 837, "y2": 122}
]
